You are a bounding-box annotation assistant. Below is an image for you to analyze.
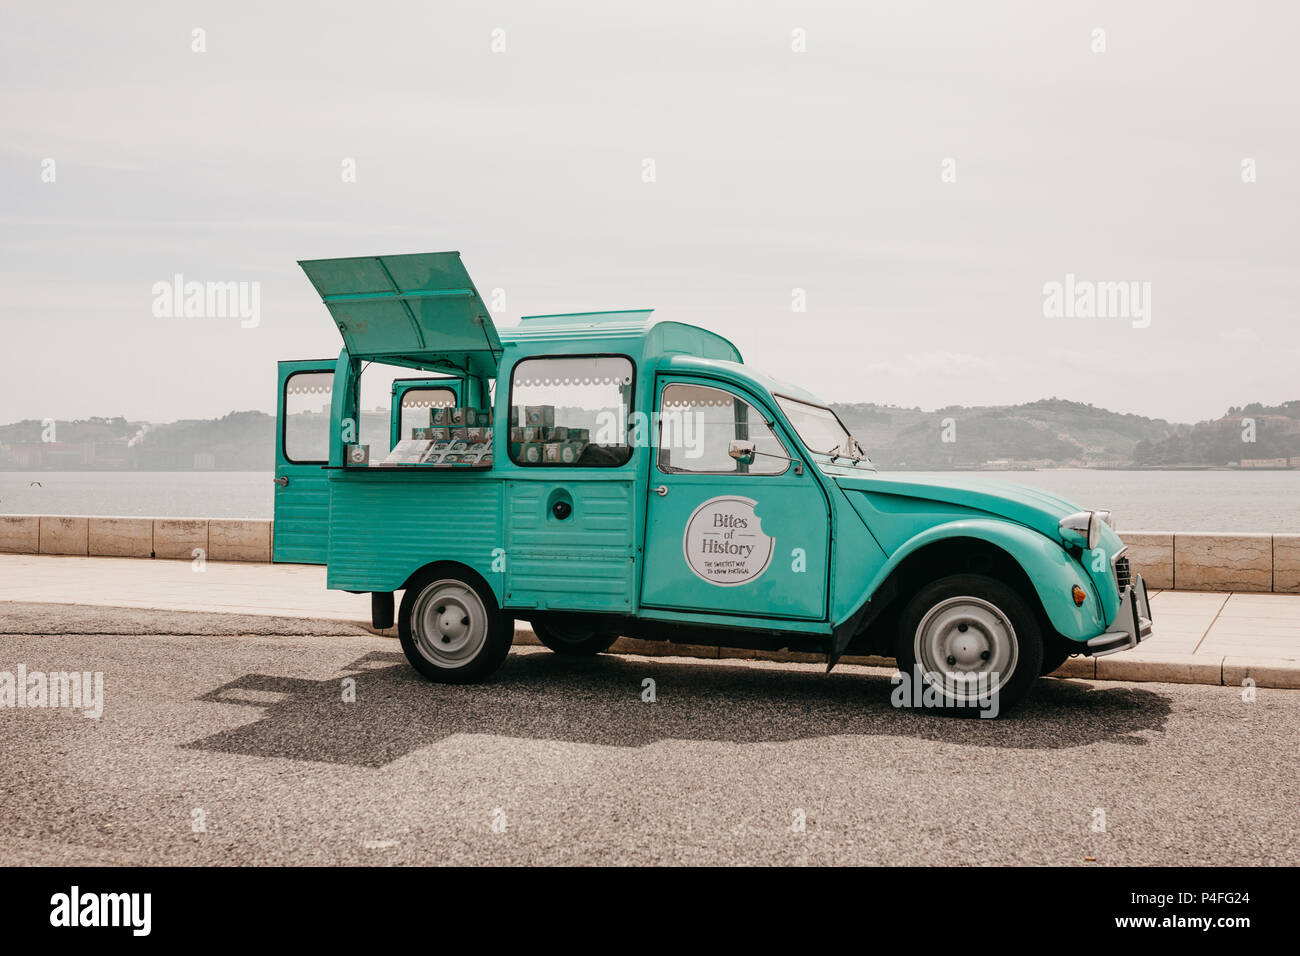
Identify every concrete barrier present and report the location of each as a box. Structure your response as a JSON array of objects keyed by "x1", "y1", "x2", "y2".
[
  {"x1": 0, "y1": 515, "x2": 39, "y2": 554},
  {"x1": 88, "y1": 517, "x2": 153, "y2": 557},
  {"x1": 209, "y1": 519, "x2": 273, "y2": 562},
  {"x1": 1274, "y1": 535, "x2": 1300, "y2": 594},
  {"x1": 1, "y1": 516, "x2": 1299, "y2": 591},
  {"x1": 1119, "y1": 532, "x2": 1173, "y2": 588},
  {"x1": 152, "y1": 519, "x2": 209, "y2": 560},
  {"x1": 38, "y1": 516, "x2": 88, "y2": 555},
  {"x1": 1174, "y1": 532, "x2": 1274, "y2": 592}
]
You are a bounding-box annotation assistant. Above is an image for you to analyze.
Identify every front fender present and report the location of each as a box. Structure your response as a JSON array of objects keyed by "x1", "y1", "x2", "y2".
[{"x1": 862, "y1": 519, "x2": 1107, "y2": 643}]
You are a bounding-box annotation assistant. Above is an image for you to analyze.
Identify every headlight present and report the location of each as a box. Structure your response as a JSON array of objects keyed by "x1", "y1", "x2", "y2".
[{"x1": 1059, "y1": 510, "x2": 1103, "y2": 550}]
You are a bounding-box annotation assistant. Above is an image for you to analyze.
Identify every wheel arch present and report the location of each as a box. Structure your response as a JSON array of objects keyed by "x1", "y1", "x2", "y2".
[
  {"x1": 846, "y1": 520, "x2": 1105, "y2": 654},
  {"x1": 400, "y1": 560, "x2": 499, "y2": 604}
]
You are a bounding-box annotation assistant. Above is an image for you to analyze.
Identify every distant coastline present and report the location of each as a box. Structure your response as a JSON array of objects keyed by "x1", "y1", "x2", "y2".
[{"x1": 2, "y1": 398, "x2": 1298, "y2": 472}]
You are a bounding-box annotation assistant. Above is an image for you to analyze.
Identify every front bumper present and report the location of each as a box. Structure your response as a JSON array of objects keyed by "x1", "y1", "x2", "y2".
[{"x1": 1086, "y1": 573, "x2": 1153, "y2": 657}]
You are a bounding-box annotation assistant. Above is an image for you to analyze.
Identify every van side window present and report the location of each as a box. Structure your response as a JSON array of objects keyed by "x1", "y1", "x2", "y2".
[
  {"x1": 284, "y1": 371, "x2": 333, "y2": 463},
  {"x1": 508, "y1": 356, "x2": 634, "y2": 466},
  {"x1": 657, "y1": 383, "x2": 787, "y2": 474},
  {"x1": 398, "y1": 387, "x2": 456, "y2": 442}
]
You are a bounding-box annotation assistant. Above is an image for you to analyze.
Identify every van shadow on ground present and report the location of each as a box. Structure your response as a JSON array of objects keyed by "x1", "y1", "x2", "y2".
[{"x1": 183, "y1": 649, "x2": 1173, "y2": 768}]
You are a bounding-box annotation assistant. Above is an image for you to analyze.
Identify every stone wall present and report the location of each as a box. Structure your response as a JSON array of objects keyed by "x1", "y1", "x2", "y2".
[
  {"x1": 0, "y1": 515, "x2": 1296, "y2": 590},
  {"x1": 0, "y1": 515, "x2": 273, "y2": 563}
]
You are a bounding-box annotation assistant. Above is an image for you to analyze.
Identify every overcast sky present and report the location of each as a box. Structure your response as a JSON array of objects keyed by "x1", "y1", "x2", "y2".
[{"x1": 2, "y1": 1, "x2": 1297, "y2": 425}]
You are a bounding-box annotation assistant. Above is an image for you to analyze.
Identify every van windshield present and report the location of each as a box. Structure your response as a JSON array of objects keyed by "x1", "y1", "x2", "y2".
[{"x1": 775, "y1": 395, "x2": 867, "y2": 461}]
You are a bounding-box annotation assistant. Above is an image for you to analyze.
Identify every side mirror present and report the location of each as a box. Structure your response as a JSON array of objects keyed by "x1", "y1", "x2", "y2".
[{"x1": 728, "y1": 439, "x2": 756, "y2": 465}]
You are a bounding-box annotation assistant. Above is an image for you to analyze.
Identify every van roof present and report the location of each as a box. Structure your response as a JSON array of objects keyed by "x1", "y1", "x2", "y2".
[{"x1": 299, "y1": 252, "x2": 743, "y2": 375}]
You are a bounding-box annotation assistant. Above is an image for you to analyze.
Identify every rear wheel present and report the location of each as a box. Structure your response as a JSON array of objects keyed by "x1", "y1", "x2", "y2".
[
  {"x1": 894, "y1": 573, "x2": 1043, "y2": 716},
  {"x1": 532, "y1": 618, "x2": 620, "y2": 656},
  {"x1": 399, "y1": 569, "x2": 513, "y2": 683}
]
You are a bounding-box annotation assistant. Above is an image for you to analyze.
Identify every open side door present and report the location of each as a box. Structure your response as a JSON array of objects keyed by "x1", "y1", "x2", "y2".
[
  {"x1": 298, "y1": 252, "x2": 502, "y2": 379},
  {"x1": 273, "y1": 358, "x2": 339, "y2": 564}
]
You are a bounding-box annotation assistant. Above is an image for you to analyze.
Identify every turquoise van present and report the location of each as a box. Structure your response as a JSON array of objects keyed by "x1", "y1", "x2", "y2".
[{"x1": 274, "y1": 252, "x2": 1153, "y2": 715}]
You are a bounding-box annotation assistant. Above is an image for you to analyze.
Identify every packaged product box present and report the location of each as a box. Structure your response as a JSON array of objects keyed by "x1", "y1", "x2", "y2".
[
  {"x1": 345, "y1": 443, "x2": 370, "y2": 466},
  {"x1": 465, "y1": 426, "x2": 491, "y2": 443},
  {"x1": 567, "y1": 428, "x2": 590, "y2": 442},
  {"x1": 509, "y1": 406, "x2": 521, "y2": 428},
  {"x1": 449, "y1": 426, "x2": 468, "y2": 440},
  {"x1": 524, "y1": 406, "x2": 555, "y2": 428},
  {"x1": 429, "y1": 426, "x2": 451, "y2": 441},
  {"x1": 431, "y1": 407, "x2": 453, "y2": 427},
  {"x1": 544, "y1": 441, "x2": 587, "y2": 464},
  {"x1": 449, "y1": 407, "x2": 470, "y2": 426},
  {"x1": 551, "y1": 426, "x2": 570, "y2": 441},
  {"x1": 518, "y1": 442, "x2": 543, "y2": 464},
  {"x1": 522, "y1": 426, "x2": 545, "y2": 442},
  {"x1": 411, "y1": 427, "x2": 433, "y2": 441},
  {"x1": 509, "y1": 427, "x2": 524, "y2": 443}
]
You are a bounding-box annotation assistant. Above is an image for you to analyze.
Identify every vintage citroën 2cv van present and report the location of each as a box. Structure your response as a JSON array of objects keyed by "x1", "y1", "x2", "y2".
[{"x1": 273, "y1": 252, "x2": 1152, "y2": 715}]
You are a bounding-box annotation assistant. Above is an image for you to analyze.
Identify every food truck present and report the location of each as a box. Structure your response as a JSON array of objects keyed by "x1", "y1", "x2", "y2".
[{"x1": 274, "y1": 251, "x2": 1152, "y2": 714}]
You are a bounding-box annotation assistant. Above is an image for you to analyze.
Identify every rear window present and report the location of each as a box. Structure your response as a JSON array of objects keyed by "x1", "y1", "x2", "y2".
[{"x1": 283, "y1": 371, "x2": 333, "y2": 463}]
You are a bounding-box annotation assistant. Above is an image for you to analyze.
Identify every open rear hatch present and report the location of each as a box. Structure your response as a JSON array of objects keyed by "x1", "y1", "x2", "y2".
[{"x1": 298, "y1": 251, "x2": 502, "y2": 378}]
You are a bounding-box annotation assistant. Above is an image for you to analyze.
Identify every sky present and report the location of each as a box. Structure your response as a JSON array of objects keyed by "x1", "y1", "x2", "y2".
[{"x1": 2, "y1": 0, "x2": 1297, "y2": 425}]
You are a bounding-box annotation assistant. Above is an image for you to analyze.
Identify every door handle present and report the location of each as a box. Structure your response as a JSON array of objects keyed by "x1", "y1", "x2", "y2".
[
  {"x1": 274, "y1": 476, "x2": 289, "y2": 487},
  {"x1": 654, "y1": 485, "x2": 668, "y2": 497}
]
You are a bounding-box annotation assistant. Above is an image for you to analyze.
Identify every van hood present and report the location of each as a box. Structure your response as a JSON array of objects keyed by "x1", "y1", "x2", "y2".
[{"x1": 831, "y1": 472, "x2": 1088, "y2": 543}]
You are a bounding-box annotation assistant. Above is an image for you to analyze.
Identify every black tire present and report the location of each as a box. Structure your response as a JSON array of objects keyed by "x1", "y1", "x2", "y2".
[
  {"x1": 398, "y1": 566, "x2": 513, "y2": 684},
  {"x1": 1040, "y1": 640, "x2": 1076, "y2": 676},
  {"x1": 893, "y1": 573, "x2": 1043, "y2": 717},
  {"x1": 532, "y1": 618, "x2": 620, "y2": 656}
]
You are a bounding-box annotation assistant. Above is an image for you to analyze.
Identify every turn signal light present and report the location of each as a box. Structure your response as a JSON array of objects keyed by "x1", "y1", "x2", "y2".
[{"x1": 1071, "y1": 585, "x2": 1087, "y2": 606}]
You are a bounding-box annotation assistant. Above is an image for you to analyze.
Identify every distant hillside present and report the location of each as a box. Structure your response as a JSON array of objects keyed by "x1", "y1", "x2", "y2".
[
  {"x1": 0, "y1": 412, "x2": 274, "y2": 470},
  {"x1": 2, "y1": 399, "x2": 1298, "y2": 470},
  {"x1": 1131, "y1": 401, "x2": 1300, "y2": 467},
  {"x1": 832, "y1": 398, "x2": 1298, "y2": 469}
]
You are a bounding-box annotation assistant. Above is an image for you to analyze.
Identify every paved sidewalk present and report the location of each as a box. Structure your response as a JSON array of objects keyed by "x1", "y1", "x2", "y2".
[{"x1": 1, "y1": 554, "x2": 1297, "y2": 687}]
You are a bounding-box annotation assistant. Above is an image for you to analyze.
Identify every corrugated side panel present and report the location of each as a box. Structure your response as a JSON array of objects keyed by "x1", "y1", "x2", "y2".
[
  {"x1": 504, "y1": 479, "x2": 636, "y2": 611},
  {"x1": 272, "y1": 474, "x2": 331, "y2": 564},
  {"x1": 325, "y1": 476, "x2": 504, "y2": 594}
]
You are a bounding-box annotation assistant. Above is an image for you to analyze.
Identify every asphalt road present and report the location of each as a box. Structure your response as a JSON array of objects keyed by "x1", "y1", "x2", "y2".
[{"x1": 1, "y1": 601, "x2": 1296, "y2": 866}]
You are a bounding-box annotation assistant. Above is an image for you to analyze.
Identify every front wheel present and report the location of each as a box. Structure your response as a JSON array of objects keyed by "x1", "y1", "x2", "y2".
[
  {"x1": 894, "y1": 573, "x2": 1043, "y2": 717},
  {"x1": 399, "y1": 569, "x2": 513, "y2": 684}
]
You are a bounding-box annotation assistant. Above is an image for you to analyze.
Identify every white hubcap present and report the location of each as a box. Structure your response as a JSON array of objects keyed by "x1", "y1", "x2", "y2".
[
  {"x1": 412, "y1": 580, "x2": 487, "y2": 668},
  {"x1": 914, "y1": 596, "x2": 1018, "y2": 701}
]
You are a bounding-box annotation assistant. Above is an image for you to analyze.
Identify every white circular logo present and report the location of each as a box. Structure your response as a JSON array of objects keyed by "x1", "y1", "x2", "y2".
[{"x1": 683, "y1": 495, "x2": 774, "y2": 586}]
